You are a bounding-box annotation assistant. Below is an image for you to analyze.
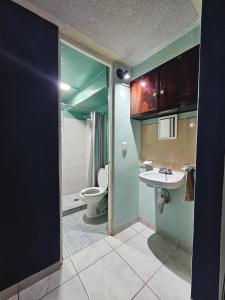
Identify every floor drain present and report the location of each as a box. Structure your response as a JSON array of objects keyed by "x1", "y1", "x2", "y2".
[{"x1": 73, "y1": 198, "x2": 79, "y2": 201}]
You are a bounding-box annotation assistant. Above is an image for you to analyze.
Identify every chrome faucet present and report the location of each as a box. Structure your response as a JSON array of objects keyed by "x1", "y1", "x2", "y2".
[{"x1": 159, "y1": 167, "x2": 172, "y2": 175}]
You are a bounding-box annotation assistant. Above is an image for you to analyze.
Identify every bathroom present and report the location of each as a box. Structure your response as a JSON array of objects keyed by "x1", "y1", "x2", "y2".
[
  {"x1": 60, "y1": 41, "x2": 110, "y2": 257},
  {"x1": 60, "y1": 35, "x2": 198, "y2": 294},
  {"x1": 3, "y1": 1, "x2": 225, "y2": 300}
]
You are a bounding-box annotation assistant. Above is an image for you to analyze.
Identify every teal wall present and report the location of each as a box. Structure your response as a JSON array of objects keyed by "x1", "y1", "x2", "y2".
[
  {"x1": 112, "y1": 26, "x2": 199, "y2": 238},
  {"x1": 112, "y1": 64, "x2": 139, "y2": 231},
  {"x1": 132, "y1": 25, "x2": 201, "y2": 80},
  {"x1": 139, "y1": 168, "x2": 194, "y2": 250},
  {"x1": 61, "y1": 42, "x2": 106, "y2": 103},
  {"x1": 136, "y1": 111, "x2": 197, "y2": 250},
  {"x1": 128, "y1": 27, "x2": 200, "y2": 249}
]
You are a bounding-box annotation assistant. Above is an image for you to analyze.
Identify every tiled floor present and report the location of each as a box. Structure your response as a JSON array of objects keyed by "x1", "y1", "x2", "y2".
[
  {"x1": 16, "y1": 222, "x2": 192, "y2": 300},
  {"x1": 62, "y1": 193, "x2": 83, "y2": 212},
  {"x1": 62, "y1": 209, "x2": 108, "y2": 257}
]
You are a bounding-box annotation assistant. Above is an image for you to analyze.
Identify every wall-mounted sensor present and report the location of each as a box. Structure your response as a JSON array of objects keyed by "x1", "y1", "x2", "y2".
[{"x1": 116, "y1": 69, "x2": 130, "y2": 81}]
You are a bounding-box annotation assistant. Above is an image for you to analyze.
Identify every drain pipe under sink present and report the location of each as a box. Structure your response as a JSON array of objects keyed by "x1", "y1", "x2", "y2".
[{"x1": 156, "y1": 187, "x2": 170, "y2": 213}]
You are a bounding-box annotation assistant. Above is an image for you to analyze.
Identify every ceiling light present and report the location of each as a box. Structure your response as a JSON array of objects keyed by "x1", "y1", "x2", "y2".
[
  {"x1": 124, "y1": 71, "x2": 130, "y2": 80},
  {"x1": 60, "y1": 82, "x2": 71, "y2": 91},
  {"x1": 140, "y1": 80, "x2": 146, "y2": 87},
  {"x1": 116, "y1": 68, "x2": 130, "y2": 81}
]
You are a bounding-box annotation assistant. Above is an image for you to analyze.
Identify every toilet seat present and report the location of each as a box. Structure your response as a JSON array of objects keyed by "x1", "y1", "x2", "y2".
[
  {"x1": 80, "y1": 186, "x2": 106, "y2": 197},
  {"x1": 79, "y1": 165, "x2": 108, "y2": 218}
]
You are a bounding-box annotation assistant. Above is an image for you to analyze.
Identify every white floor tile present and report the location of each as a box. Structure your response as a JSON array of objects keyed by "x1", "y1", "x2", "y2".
[
  {"x1": 71, "y1": 239, "x2": 112, "y2": 272},
  {"x1": 105, "y1": 235, "x2": 123, "y2": 249},
  {"x1": 133, "y1": 286, "x2": 159, "y2": 300},
  {"x1": 140, "y1": 229, "x2": 178, "y2": 255},
  {"x1": 169, "y1": 247, "x2": 192, "y2": 271},
  {"x1": 105, "y1": 227, "x2": 137, "y2": 249},
  {"x1": 19, "y1": 258, "x2": 76, "y2": 300},
  {"x1": 139, "y1": 227, "x2": 155, "y2": 239},
  {"x1": 116, "y1": 234, "x2": 169, "y2": 282},
  {"x1": 79, "y1": 251, "x2": 144, "y2": 300},
  {"x1": 148, "y1": 258, "x2": 191, "y2": 300},
  {"x1": 42, "y1": 276, "x2": 89, "y2": 300},
  {"x1": 131, "y1": 222, "x2": 147, "y2": 233}
]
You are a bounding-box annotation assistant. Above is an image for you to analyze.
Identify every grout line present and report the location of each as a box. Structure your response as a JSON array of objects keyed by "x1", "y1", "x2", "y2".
[
  {"x1": 130, "y1": 283, "x2": 148, "y2": 300},
  {"x1": 36, "y1": 257, "x2": 79, "y2": 300},
  {"x1": 146, "y1": 285, "x2": 162, "y2": 300},
  {"x1": 38, "y1": 274, "x2": 77, "y2": 300},
  {"x1": 114, "y1": 244, "x2": 164, "y2": 286},
  {"x1": 112, "y1": 228, "x2": 179, "y2": 300},
  {"x1": 104, "y1": 228, "x2": 140, "y2": 250},
  {"x1": 130, "y1": 283, "x2": 161, "y2": 300},
  {"x1": 146, "y1": 246, "x2": 179, "y2": 287},
  {"x1": 70, "y1": 246, "x2": 114, "y2": 275},
  {"x1": 68, "y1": 229, "x2": 143, "y2": 277},
  {"x1": 115, "y1": 249, "x2": 146, "y2": 284},
  {"x1": 77, "y1": 273, "x2": 91, "y2": 300},
  {"x1": 131, "y1": 227, "x2": 147, "y2": 234},
  {"x1": 113, "y1": 249, "x2": 161, "y2": 300}
]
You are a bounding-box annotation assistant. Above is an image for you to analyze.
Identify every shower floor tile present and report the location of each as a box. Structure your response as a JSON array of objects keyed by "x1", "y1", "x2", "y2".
[
  {"x1": 62, "y1": 193, "x2": 83, "y2": 212},
  {"x1": 62, "y1": 209, "x2": 108, "y2": 258}
]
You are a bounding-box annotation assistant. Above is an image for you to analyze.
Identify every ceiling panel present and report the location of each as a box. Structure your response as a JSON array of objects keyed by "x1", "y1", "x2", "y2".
[
  {"x1": 28, "y1": 0, "x2": 200, "y2": 66},
  {"x1": 60, "y1": 42, "x2": 106, "y2": 102}
]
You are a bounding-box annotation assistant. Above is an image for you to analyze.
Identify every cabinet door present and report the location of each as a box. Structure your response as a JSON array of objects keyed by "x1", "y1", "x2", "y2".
[
  {"x1": 131, "y1": 70, "x2": 159, "y2": 115},
  {"x1": 159, "y1": 46, "x2": 199, "y2": 110}
]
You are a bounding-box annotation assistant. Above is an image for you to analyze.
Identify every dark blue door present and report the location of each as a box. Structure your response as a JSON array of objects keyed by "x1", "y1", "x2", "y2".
[
  {"x1": 191, "y1": 0, "x2": 225, "y2": 299},
  {"x1": 0, "y1": 0, "x2": 60, "y2": 291}
]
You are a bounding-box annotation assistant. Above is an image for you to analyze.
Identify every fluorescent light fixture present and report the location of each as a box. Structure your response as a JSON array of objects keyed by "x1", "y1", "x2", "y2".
[
  {"x1": 140, "y1": 80, "x2": 146, "y2": 87},
  {"x1": 60, "y1": 82, "x2": 71, "y2": 91}
]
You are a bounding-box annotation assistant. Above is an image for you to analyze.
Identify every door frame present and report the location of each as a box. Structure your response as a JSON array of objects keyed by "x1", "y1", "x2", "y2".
[{"x1": 58, "y1": 36, "x2": 114, "y2": 259}]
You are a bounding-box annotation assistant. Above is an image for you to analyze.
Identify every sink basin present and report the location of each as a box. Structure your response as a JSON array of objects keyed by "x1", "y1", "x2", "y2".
[{"x1": 139, "y1": 168, "x2": 185, "y2": 189}]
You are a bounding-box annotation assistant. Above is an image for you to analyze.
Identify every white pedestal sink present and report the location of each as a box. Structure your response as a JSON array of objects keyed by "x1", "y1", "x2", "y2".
[
  {"x1": 139, "y1": 168, "x2": 185, "y2": 190},
  {"x1": 139, "y1": 168, "x2": 186, "y2": 213}
]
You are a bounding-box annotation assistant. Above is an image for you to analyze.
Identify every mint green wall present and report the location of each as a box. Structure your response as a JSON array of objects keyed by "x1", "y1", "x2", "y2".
[
  {"x1": 129, "y1": 27, "x2": 200, "y2": 249},
  {"x1": 139, "y1": 167, "x2": 194, "y2": 250},
  {"x1": 61, "y1": 42, "x2": 106, "y2": 103},
  {"x1": 132, "y1": 25, "x2": 201, "y2": 80},
  {"x1": 112, "y1": 65, "x2": 139, "y2": 231},
  {"x1": 131, "y1": 120, "x2": 141, "y2": 158},
  {"x1": 68, "y1": 70, "x2": 108, "y2": 107},
  {"x1": 62, "y1": 109, "x2": 89, "y2": 120},
  {"x1": 111, "y1": 26, "x2": 199, "y2": 235},
  {"x1": 137, "y1": 111, "x2": 197, "y2": 250}
]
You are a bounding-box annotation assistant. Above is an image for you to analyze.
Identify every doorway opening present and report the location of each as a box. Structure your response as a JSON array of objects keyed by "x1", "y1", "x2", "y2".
[{"x1": 60, "y1": 40, "x2": 111, "y2": 258}]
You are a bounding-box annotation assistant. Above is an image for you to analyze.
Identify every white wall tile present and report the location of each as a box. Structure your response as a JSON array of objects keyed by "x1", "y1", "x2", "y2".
[{"x1": 62, "y1": 118, "x2": 91, "y2": 196}]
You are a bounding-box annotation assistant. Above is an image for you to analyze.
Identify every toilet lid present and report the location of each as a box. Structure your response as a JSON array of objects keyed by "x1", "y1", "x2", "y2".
[{"x1": 98, "y1": 166, "x2": 108, "y2": 189}]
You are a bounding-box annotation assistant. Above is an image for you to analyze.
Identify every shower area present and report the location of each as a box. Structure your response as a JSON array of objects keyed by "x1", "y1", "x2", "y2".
[{"x1": 60, "y1": 41, "x2": 109, "y2": 257}]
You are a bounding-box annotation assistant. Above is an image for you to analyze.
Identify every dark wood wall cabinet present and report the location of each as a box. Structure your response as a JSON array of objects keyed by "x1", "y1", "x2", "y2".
[{"x1": 130, "y1": 46, "x2": 199, "y2": 120}]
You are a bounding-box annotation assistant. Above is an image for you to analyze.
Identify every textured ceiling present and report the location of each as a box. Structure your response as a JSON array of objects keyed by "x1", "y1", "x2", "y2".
[
  {"x1": 60, "y1": 42, "x2": 105, "y2": 102},
  {"x1": 27, "y1": 0, "x2": 200, "y2": 66}
]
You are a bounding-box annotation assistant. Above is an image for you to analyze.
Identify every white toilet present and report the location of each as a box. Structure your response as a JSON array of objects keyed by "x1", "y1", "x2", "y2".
[{"x1": 80, "y1": 165, "x2": 108, "y2": 218}]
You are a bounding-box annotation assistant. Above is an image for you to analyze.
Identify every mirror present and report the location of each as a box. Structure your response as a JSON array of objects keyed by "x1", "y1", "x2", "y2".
[{"x1": 158, "y1": 114, "x2": 177, "y2": 140}]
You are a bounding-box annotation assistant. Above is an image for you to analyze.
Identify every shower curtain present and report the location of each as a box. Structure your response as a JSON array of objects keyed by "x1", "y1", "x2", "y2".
[{"x1": 87, "y1": 112, "x2": 107, "y2": 187}]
